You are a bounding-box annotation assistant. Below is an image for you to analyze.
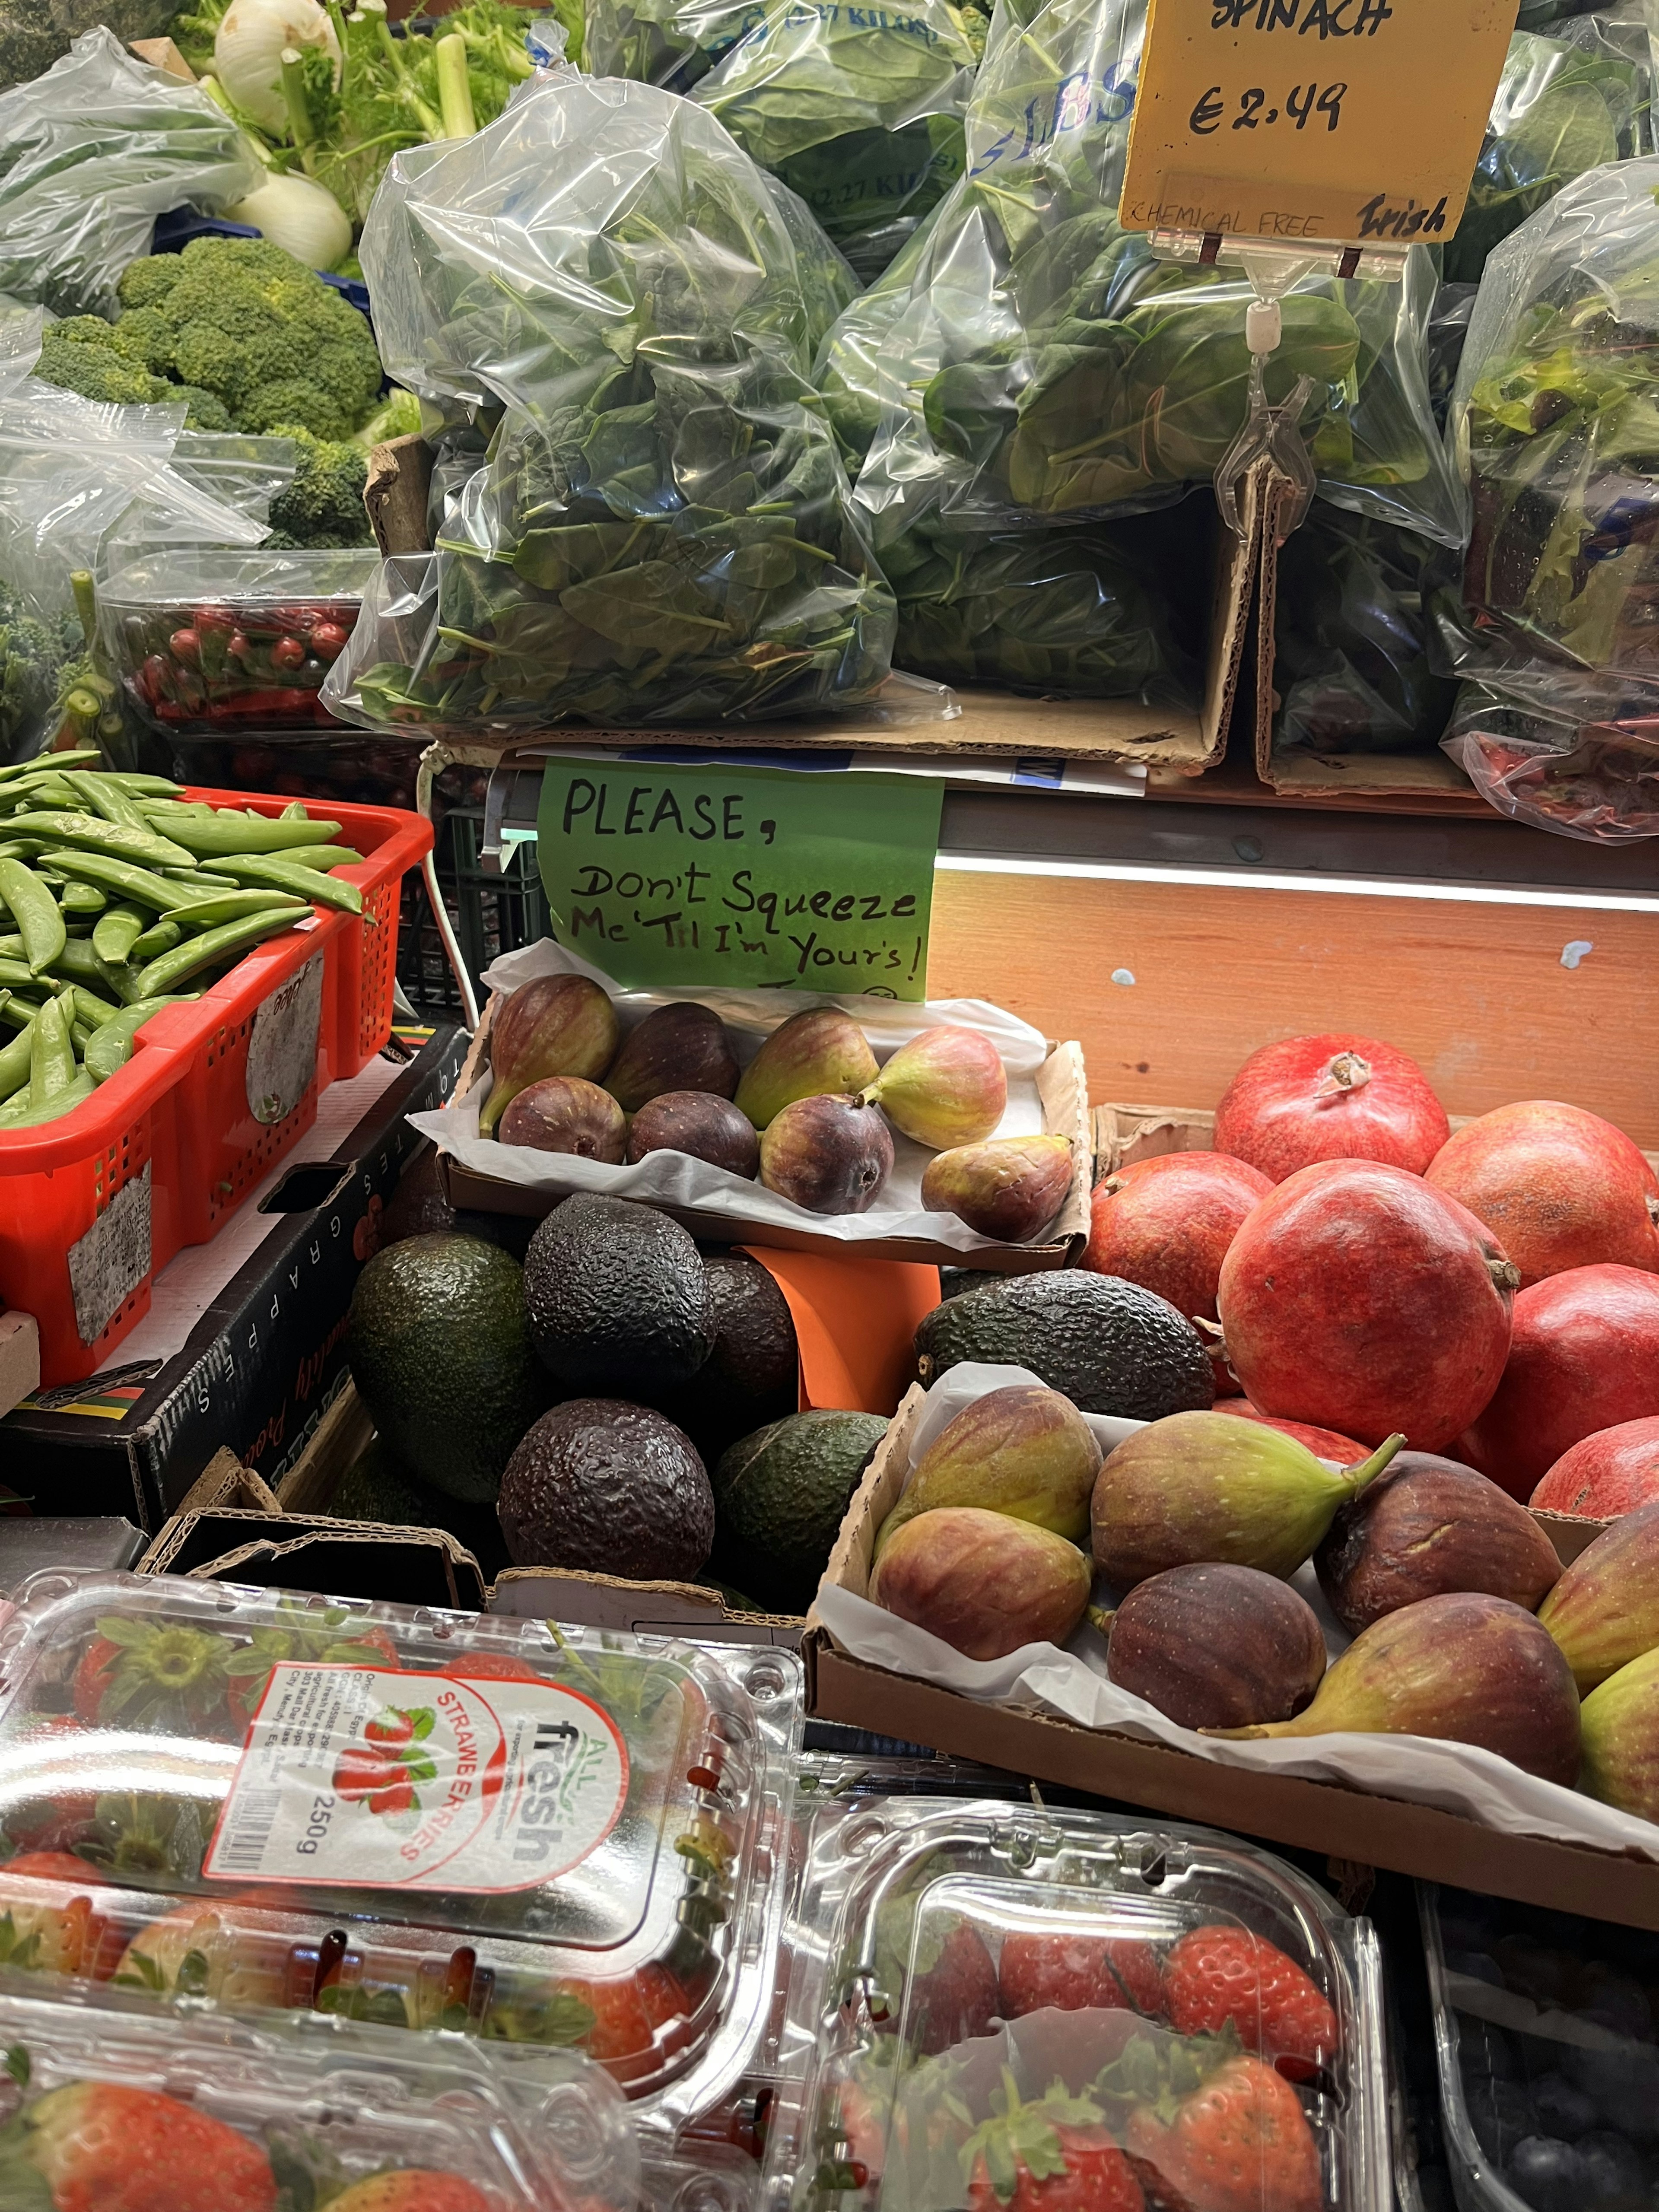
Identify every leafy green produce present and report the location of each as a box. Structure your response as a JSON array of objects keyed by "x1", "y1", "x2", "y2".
[
  {"x1": 331, "y1": 72, "x2": 893, "y2": 733},
  {"x1": 1445, "y1": 22, "x2": 1654, "y2": 286},
  {"x1": 584, "y1": 0, "x2": 769, "y2": 94},
  {"x1": 776, "y1": 117, "x2": 966, "y2": 283}
]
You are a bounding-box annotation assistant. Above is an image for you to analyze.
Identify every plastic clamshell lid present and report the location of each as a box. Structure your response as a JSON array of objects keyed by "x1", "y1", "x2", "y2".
[
  {"x1": 0, "y1": 1979, "x2": 640, "y2": 2210},
  {"x1": 766, "y1": 1799, "x2": 1390, "y2": 2212},
  {"x1": 0, "y1": 1573, "x2": 803, "y2": 2122}
]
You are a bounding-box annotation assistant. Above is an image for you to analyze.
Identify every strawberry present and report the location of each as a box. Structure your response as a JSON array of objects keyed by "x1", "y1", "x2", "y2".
[
  {"x1": 553, "y1": 1962, "x2": 690, "y2": 2067},
  {"x1": 69, "y1": 1619, "x2": 231, "y2": 1732},
  {"x1": 0, "y1": 1721, "x2": 96, "y2": 1857},
  {"x1": 0, "y1": 1854, "x2": 105, "y2": 1979},
  {"x1": 1112, "y1": 2042, "x2": 1321, "y2": 2212},
  {"x1": 111, "y1": 1896, "x2": 301, "y2": 2011},
  {"x1": 224, "y1": 1612, "x2": 401, "y2": 1730},
  {"x1": 437, "y1": 1654, "x2": 545, "y2": 1682},
  {"x1": 998, "y1": 1934, "x2": 1164, "y2": 2021},
  {"x1": 874, "y1": 1899, "x2": 999, "y2": 2057},
  {"x1": 0, "y1": 2079, "x2": 277, "y2": 2210},
  {"x1": 1160, "y1": 1929, "x2": 1336, "y2": 2081},
  {"x1": 323, "y1": 2174, "x2": 497, "y2": 2211},
  {"x1": 963, "y1": 2075, "x2": 1144, "y2": 2212}
]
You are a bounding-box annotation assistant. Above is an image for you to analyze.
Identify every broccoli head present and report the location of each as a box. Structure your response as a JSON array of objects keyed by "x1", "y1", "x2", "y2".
[
  {"x1": 32, "y1": 321, "x2": 238, "y2": 432},
  {"x1": 0, "y1": 599, "x2": 81, "y2": 759},
  {"x1": 263, "y1": 426, "x2": 373, "y2": 549}
]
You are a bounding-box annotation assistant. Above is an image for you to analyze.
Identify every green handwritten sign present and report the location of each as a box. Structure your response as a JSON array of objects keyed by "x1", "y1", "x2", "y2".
[{"x1": 535, "y1": 759, "x2": 943, "y2": 998}]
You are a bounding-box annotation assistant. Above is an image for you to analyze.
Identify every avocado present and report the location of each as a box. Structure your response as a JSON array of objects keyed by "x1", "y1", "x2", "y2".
[
  {"x1": 914, "y1": 1272, "x2": 1214, "y2": 1420},
  {"x1": 381, "y1": 1146, "x2": 534, "y2": 1260},
  {"x1": 346, "y1": 1233, "x2": 548, "y2": 1505},
  {"x1": 658, "y1": 1253, "x2": 798, "y2": 1461},
  {"x1": 331, "y1": 1439, "x2": 514, "y2": 1579},
  {"x1": 712, "y1": 1409, "x2": 890, "y2": 1613},
  {"x1": 522, "y1": 1195, "x2": 714, "y2": 1394},
  {"x1": 498, "y1": 1398, "x2": 714, "y2": 1581}
]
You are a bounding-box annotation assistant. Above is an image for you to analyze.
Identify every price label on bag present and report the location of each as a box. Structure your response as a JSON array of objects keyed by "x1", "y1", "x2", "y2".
[{"x1": 1119, "y1": 0, "x2": 1514, "y2": 251}]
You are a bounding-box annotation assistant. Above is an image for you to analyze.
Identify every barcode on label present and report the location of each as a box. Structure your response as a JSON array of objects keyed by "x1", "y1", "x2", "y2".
[{"x1": 215, "y1": 1787, "x2": 282, "y2": 1872}]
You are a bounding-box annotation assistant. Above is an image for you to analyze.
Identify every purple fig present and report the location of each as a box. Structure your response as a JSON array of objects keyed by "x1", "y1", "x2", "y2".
[
  {"x1": 1316, "y1": 1451, "x2": 1560, "y2": 1636},
  {"x1": 861, "y1": 1026, "x2": 1007, "y2": 1149},
  {"x1": 871, "y1": 1506, "x2": 1092, "y2": 1659},
  {"x1": 1538, "y1": 1501, "x2": 1659, "y2": 1692},
  {"x1": 498, "y1": 1076, "x2": 626, "y2": 1163},
  {"x1": 483, "y1": 975, "x2": 619, "y2": 1135},
  {"x1": 1580, "y1": 1646, "x2": 1659, "y2": 1818},
  {"x1": 1210, "y1": 1591, "x2": 1583, "y2": 1785},
  {"x1": 607, "y1": 1002, "x2": 739, "y2": 1112},
  {"x1": 626, "y1": 1090, "x2": 759, "y2": 1178},
  {"x1": 1106, "y1": 1564, "x2": 1326, "y2": 1730},
  {"x1": 877, "y1": 1383, "x2": 1100, "y2": 1550},
  {"x1": 921, "y1": 1133, "x2": 1073, "y2": 1241},
  {"x1": 760, "y1": 1093, "x2": 893, "y2": 1214},
  {"x1": 734, "y1": 1007, "x2": 878, "y2": 1130}
]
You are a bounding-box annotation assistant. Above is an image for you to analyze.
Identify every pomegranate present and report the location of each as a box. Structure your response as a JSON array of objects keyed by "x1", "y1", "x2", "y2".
[
  {"x1": 1214, "y1": 1033, "x2": 1449, "y2": 1183},
  {"x1": 1425, "y1": 1100, "x2": 1659, "y2": 1288},
  {"x1": 1212, "y1": 1400, "x2": 1371, "y2": 1465},
  {"x1": 1216, "y1": 1160, "x2": 1518, "y2": 1453},
  {"x1": 1082, "y1": 1151, "x2": 1271, "y2": 1323},
  {"x1": 1532, "y1": 1416, "x2": 1659, "y2": 1519},
  {"x1": 1461, "y1": 1266, "x2": 1659, "y2": 1501}
]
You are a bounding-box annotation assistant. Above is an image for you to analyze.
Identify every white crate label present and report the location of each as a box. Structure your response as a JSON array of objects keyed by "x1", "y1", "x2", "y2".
[
  {"x1": 203, "y1": 1664, "x2": 629, "y2": 1892},
  {"x1": 67, "y1": 1162, "x2": 153, "y2": 1346},
  {"x1": 246, "y1": 954, "x2": 324, "y2": 1126}
]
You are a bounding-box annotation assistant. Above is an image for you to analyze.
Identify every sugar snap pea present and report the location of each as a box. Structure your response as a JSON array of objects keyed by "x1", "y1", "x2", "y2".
[
  {"x1": 27, "y1": 997, "x2": 75, "y2": 1109},
  {"x1": 130, "y1": 919, "x2": 181, "y2": 963},
  {"x1": 0, "y1": 860, "x2": 66, "y2": 977},
  {"x1": 47, "y1": 938, "x2": 119, "y2": 993},
  {"x1": 133, "y1": 909, "x2": 302, "y2": 998},
  {"x1": 0, "y1": 959, "x2": 41, "y2": 992},
  {"x1": 64, "y1": 769, "x2": 146, "y2": 832},
  {"x1": 162, "y1": 890, "x2": 307, "y2": 931},
  {"x1": 259, "y1": 846, "x2": 365, "y2": 872},
  {"x1": 215, "y1": 853, "x2": 362, "y2": 915},
  {"x1": 5, "y1": 813, "x2": 198, "y2": 873},
  {"x1": 135, "y1": 806, "x2": 343, "y2": 857},
  {"x1": 70, "y1": 984, "x2": 121, "y2": 1028},
  {"x1": 0, "y1": 1071, "x2": 95, "y2": 1128},
  {"x1": 83, "y1": 996, "x2": 195, "y2": 1084},
  {"x1": 109, "y1": 775, "x2": 184, "y2": 797},
  {"x1": 59, "y1": 882, "x2": 107, "y2": 916},
  {"x1": 0, "y1": 749, "x2": 100, "y2": 782},
  {"x1": 93, "y1": 906, "x2": 146, "y2": 965},
  {"x1": 0, "y1": 1021, "x2": 29, "y2": 1104},
  {"x1": 47, "y1": 851, "x2": 195, "y2": 911},
  {"x1": 162, "y1": 868, "x2": 240, "y2": 892},
  {"x1": 0, "y1": 995, "x2": 43, "y2": 1029}
]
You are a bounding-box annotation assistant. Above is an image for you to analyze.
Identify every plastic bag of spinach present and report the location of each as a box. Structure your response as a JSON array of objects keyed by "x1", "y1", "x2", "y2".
[
  {"x1": 1273, "y1": 505, "x2": 1459, "y2": 756},
  {"x1": 835, "y1": 0, "x2": 1459, "y2": 552},
  {"x1": 691, "y1": 0, "x2": 979, "y2": 280},
  {"x1": 1444, "y1": 13, "x2": 1655, "y2": 286},
  {"x1": 329, "y1": 71, "x2": 895, "y2": 734},
  {"x1": 1453, "y1": 154, "x2": 1659, "y2": 676}
]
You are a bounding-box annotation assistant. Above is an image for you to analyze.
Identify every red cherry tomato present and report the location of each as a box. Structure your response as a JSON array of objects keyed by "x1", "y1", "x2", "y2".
[
  {"x1": 271, "y1": 636, "x2": 307, "y2": 672},
  {"x1": 168, "y1": 627, "x2": 201, "y2": 668}
]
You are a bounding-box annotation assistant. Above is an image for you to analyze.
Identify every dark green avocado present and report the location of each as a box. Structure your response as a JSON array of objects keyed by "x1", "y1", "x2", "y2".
[
  {"x1": 522, "y1": 1195, "x2": 714, "y2": 1394},
  {"x1": 497, "y1": 1398, "x2": 714, "y2": 1581},
  {"x1": 914, "y1": 1271, "x2": 1214, "y2": 1419},
  {"x1": 657, "y1": 1253, "x2": 798, "y2": 1461},
  {"x1": 712, "y1": 1408, "x2": 889, "y2": 1613}
]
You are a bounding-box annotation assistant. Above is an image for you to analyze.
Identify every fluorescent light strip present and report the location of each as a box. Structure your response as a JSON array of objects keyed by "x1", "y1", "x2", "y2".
[{"x1": 936, "y1": 852, "x2": 1659, "y2": 915}]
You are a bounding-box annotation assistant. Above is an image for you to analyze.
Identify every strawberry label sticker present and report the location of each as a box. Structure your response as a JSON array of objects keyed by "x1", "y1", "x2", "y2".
[{"x1": 203, "y1": 1664, "x2": 628, "y2": 1893}]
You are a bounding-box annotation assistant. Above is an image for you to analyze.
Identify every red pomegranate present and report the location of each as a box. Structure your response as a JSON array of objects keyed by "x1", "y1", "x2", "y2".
[
  {"x1": 1082, "y1": 1151, "x2": 1271, "y2": 1323},
  {"x1": 1211, "y1": 1400, "x2": 1371, "y2": 1464},
  {"x1": 1213, "y1": 1033, "x2": 1450, "y2": 1184},
  {"x1": 1216, "y1": 1160, "x2": 1518, "y2": 1452},
  {"x1": 1532, "y1": 1416, "x2": 1659, "y2": 1519},
  {"x1": 1425, "y1": 1100, "x2": 1659, "y2": 1289},
  {"x1": 1461, "y1": 1266, "x2": 1659, "y2": 1501}
]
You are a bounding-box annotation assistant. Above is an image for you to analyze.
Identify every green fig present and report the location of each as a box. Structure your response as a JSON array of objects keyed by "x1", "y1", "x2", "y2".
[
  {"x1": 871, "y1": 1506, "x2": 1093, "y2": 1660},
  {"x1": 1537, "y1": 1500, "x2": 1659, "y2": 1693},
  {"x1": 921, "y1": 1134, "x2": 1074, "y2": 1241},
  {"x1": 1091, "y1": 1410, "x2": 1404, "y2": 1586},
  {"x1": 877, "y1": 1383, "x2": 1101, "y2": 1553},
  {"x1": 1580, "y1": 1646, "x2": 1659, "y2": 1818},
  {"x1": 734, "y1": 1007, "x2": 878, "y2": 1131},
  {"x1": 1208, "y1": 1591, "x2": 1583, "y2": 1786},
  {"x1": 861, "y1": 1025, "x2": 1007, "y2": 1150}
]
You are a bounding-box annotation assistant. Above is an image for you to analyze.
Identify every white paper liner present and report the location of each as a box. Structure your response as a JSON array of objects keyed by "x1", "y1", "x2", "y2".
[
  {"x1": 410, "y1": 941, "x2": 1060, "y2": 1251},
  {"x1": 818, "y1": 1363, "x2": 1659, "y2": 1864}
]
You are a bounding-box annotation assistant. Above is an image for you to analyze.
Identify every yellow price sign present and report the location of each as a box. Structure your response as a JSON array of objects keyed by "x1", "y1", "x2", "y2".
[{"x1": 1119, "y1": 0, "x2": 1514, "y2": 251}]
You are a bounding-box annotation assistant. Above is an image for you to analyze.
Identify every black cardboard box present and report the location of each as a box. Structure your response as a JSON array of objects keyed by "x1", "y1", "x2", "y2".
[{"x1": 0, "y1": 1026, "x2": 467, "y2": 1530}]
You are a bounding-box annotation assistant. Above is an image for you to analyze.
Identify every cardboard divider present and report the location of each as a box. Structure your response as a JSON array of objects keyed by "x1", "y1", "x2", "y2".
[{"x1": 138, "y1": 1505, "x2": 487, "y2": 1609}]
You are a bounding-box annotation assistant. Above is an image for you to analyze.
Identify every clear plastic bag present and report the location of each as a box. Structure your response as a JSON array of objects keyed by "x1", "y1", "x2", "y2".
[
  {"x1": 835, "y1": 0, "x2": 1461, "y2": 552},
  {"x1": 344, "y1": 71, "x2": 895, "y2": 732},
  {"x1": 1445, "y1": 12, "x2": 1657, "y2": 287},
  {"x1": 1443, "y1": 670, "x2": 1659, "y2": 839},
  {"x1": 0, "y1": 28, "x2": 261, "y2": 319},
  {"x1": 1452, "y1": 153, "x2": 1659, "y2": 674},
  {"x1": 584, "y1": 0, "x2": 769, "y2": 91},
  {"x1": 102, "y1": 432, "x2": 296, "y2": 561}
]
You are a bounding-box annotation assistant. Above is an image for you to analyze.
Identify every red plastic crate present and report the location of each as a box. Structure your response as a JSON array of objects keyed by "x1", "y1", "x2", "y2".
[{"x1": 0, "y1": 790, "x2": 433, "y2": 1387}]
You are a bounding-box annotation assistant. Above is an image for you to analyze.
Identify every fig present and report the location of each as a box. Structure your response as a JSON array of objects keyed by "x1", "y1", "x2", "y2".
[
  {"x1": 1083, "y1": 1152, "x2": 1271, "y2": 1324},
  {"x1": 735, "y1": 1007, "x2": 877, "y2": 1130},
  {"x1": 626, "y1": 1090, "x2": 759, "y2": 1178},
  {"x1": 1580, "y1": 1647, "x2": 1659, "y2": 1819},
  {"x1": 1214, "y1": 1032, "x2": 1450, "y2": 1183},
  {"x1": 1426, "y1": 1100, "x2": 1659, "y2": 1288},
  {"x1": 482, "y1": 974, "x2": 620, "y2": 1137},
  {"x1": 1314, "y1": 1451, "x2": 1560, "y2": 1637},
  {"x1": 1537, "y1": 1501, "x2": 1659, "y2": 1691},
  {"x1": 498, "y1": 1075, "x2": 627, "y2": 1163},
  {"x1": 1210, "y1": 1592, "x2": 1582, "y2": 1785},
  {"x1": 877, "y1": 1383, "x2": 1102, "y2": 1551},
  {"x1": 1217, "y1": 1160, "x2": 1519, "y2": 1452},
  {"x1": 1460, "y1": 1265, "x2": 1659, "y2": 1500},
  {"x1": 607, "y1": 1001, "x2": 740, "y2": 1112},
  {"x1": 1532, "y1": 1416, "x2": 1659, "y2": 1519},
  {"x1": 1090, "y1": 1410, "x2": 1403, "y2": 1586},
  {"x1": 921, "y1": 1133, "x2": 1072, "y2": 1242},
  {"x1": 1213, "y1": 1402, "x2": 1370, "y2": 1464},
  {"x1": 1105, "y1": 1563, "x2": 1326, "y2": 1730},
  {"x1": 861, "y1": 1026, "x2": 1007, "y2": 1150},
  {"x1": 760, "y1": 1093, "x2": 893, "y2": 1214},
  {"x1": 870, "y1": 1506, "x2": 1092, "y2": 1659}
]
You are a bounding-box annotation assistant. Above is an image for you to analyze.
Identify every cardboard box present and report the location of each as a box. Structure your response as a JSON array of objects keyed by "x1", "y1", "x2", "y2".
[
  {"x1": 363, "y1": 438, "x2": 1267, "y2": 774},
  {"x1": 138, "y1": 1505, "x2": 488, "y2": 1609},
  {"x1": 805, "y1": 1385, "x2": 1659, "y2": 1928},
  {"x1": 0, "y1": 1026, "x2": 467, "y2": 1529}
]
